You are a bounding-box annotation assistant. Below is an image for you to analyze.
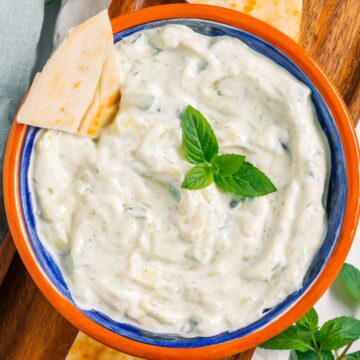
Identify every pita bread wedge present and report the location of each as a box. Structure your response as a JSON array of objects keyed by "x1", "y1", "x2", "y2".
[
  {"x1": 66, "y1": 332, "x2": 143, "y2": 360},
  {"x1": 17, "y1": 10, "x2": 120, "y2": 137},
  {"x1": 187, "y1": 0, "x2": 302, "y2": 41}
]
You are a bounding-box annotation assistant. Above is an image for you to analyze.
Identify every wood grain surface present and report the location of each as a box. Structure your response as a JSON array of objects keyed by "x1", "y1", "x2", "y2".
[{"x1": 0, "y1": 0, "x2": 359, "y2": 359}]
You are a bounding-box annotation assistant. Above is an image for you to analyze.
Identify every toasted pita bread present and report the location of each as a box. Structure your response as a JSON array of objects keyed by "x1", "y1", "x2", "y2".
[
  {"x1": 66, "y1": 332, "x2": 143, "y2": 360},
  {"x1": 17, "y1": 10, "x2": 120, "y2": 137},
  {"x1": 187, "y1": 0, "x2": 302, "y2": 41}
]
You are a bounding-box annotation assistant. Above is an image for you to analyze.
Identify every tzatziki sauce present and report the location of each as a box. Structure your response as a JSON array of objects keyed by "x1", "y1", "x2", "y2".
[{"x1": 30, "y1": 25, "x2": 330, "y2": 337}]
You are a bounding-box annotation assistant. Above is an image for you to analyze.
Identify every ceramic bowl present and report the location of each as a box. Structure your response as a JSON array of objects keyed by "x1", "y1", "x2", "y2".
[{"x1": 4, "y1": 4, "x2": 360, "y2": 360}]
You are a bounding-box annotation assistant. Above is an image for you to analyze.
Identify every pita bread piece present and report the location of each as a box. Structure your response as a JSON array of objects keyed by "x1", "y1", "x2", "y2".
[
  {"x1": 17, "y1": 10, "x2": 120, "y2": 137},
  {"x1": 66, "y1": 332, "x2": 143, "y2": 360},
  {"x1": 187, "y1": 0, "x2": 302, "y2": 41}
]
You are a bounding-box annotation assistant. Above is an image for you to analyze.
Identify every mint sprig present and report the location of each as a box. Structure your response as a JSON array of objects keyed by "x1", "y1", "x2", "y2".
[
  {"x1": 296, "y1": 307, "x2": 319, "y2": 332},
  {"x1": 182, "y1": 163, "x2": 213, "y2": 190},
  {"x1": 340, "y1": 263, "x2": 360, "y2": 302},
  {"x1": 260, "y1": 263, "x2": 360, "y2": 360},
  {"x1": 260, "y1": 325, "x2": 313, "y2": 352},
  {"x1": 213, "y1": 161, "x2": 277, "y2": 197},
  {"x1": 318, "y1": 317, "x2": 360, "y2": 351},
  {"x1": 181, "y1": 105, "x2": 277, "y2": 197},
  {"x1": 345, "y1": 351, "x2": 360, "y2": 359},
  {"x1": 181, "y1": 105, "x2": 218, "y2": 164},
  {"x1": 211, "y1": 154, "x2": 245, "y2": 174}
]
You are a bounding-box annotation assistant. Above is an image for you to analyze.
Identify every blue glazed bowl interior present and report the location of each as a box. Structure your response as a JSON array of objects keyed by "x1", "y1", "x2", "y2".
[{"x1": 20, "y1": 19, "x2": 347, "y2": 348}]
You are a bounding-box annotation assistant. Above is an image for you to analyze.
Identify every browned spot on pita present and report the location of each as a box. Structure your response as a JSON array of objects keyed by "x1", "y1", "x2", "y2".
[
  {"x1": 79, "y1": 65, "x2": 89, "y2": 72},
  {"x1": 107, "y1": 90, "x2": 121, "y2": 108},
  {"x1": 244, "y1": 0, "x2": 257, "y2": 13},
  {"x1": 73, "y1": 81, "x2": 82, "y2": 88},
  {"x1": 60, "y1": 107, "x2": 65, "y2": 113},
  {"x1": 86, "y1": 105, "x2": 103, "y2": 136},
  {"x1": 86, "y1": 127, "x2": 97, "y2": 136},
  {"x1": 51, "y1": 74, "x2": 61, "y2": 84}
]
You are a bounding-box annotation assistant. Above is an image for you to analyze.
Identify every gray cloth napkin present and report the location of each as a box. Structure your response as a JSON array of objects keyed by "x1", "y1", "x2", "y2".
[{"x1": 0, "y1": 0, "x2": 44, "y2": 242}]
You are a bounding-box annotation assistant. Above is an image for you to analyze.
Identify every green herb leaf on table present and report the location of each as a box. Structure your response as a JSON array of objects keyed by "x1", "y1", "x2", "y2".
[
  {"x1": 260, "y1": 326, "x2": 313, "y2": 352},
  {"x1": 345, "y1": 351, "x2": 360, "y2": 359},
  {"x1": 213, "y1": 161, "x2": 277, "y2": 197},
  {"x1": 322, "y1": 351, "x2": 336, "y2": 360},
  {"x1": 296, "y1": 308, "x2": 319, "y2": 331},
  {"x1": 211, "y1": 154, "x2": 245, "y2": 175},
  {"x1": 295, "y1": 350, "x2": 334, "y2": 360},
  {"x1": 261, "y1": 264, "x2": 360, "y2": 360},
  {"x1": 295, "y1": 350, "x2": 318, "y2": 360},
  {"x1": 181, "y1": 164, "x2": 213, "y2": 190},
  {"x1": 341, "y1": 263, "x2": 360, "y2": 302},
  {"x1": 317, "y1": 317, "x2": 360, "y2": 351},
  {"x1": 181, "y1": 105, "x2": 218, "y2": 164}
]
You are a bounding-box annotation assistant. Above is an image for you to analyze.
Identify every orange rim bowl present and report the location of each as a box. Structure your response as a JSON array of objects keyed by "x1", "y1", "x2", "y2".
[{"x1": 3, "y1": 4, "x2": 360, "y2": 360}]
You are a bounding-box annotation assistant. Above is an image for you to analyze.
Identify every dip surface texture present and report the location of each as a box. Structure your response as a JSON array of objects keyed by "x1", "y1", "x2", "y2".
[{"x1": 30, "y1": 25, "x2": 330, "y2": 337}]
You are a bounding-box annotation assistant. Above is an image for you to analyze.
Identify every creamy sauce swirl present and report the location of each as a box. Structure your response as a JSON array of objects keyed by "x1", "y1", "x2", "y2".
[{"x1": 30, "y1": 25, "x2": 330, "y2": 336}]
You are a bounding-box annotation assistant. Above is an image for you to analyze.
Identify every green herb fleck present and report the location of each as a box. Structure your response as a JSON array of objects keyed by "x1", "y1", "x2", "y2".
[{"x1": 229, "y1": 197, "x2": 243, "y2": 208}]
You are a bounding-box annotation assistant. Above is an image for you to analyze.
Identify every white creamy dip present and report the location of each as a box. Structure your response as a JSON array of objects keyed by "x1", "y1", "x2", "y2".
[{"x1": 30, "y1": 25, "x2": 330, "y2": 336}]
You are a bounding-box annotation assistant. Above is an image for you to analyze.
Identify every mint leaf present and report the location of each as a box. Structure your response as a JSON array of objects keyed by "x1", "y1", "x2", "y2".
[
  {"x1": 318, "y1": 317, "x2": 360, "y2": 350},
  {"x1": 260, "y1": 326, "x2": 312, "y2": 351},
  {"x1": 321, "y1": 351, "x2": 335, "y2": 360},
  {"x1": 346, "y1": 351, "x2": 360, "y2": 359},
  {"x1": 180, "y1": 105, "x2": 277, "y2": 199},
  {"x1": 181, "y1": 105, "x2": 218, "y2": 164},
  {"x1": 341, "y1": 263, "x2": 360, "y2": 302},
  {"x1": 295, "y1": 350, "x2": 318, "y2": 360},
  {"x1": 181, "y1": 164, "x2": 213, "y2": 190},
  {"x1": 296, "y1": 308, "x2": 319, "y2": 331},
  {"x1": 214, "y1": 161, "x2": 277, "y2": 197},
  {"x1": 295, "y1": 350, "x2": 334, "y2": 360},
  {"x1": 211, "y1": 154, "x2": 245, "y2": 174}
]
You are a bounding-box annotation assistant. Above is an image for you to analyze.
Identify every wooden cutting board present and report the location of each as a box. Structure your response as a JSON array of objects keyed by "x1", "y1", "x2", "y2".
[{"x1": 1, "y1": 0, "x2": 359, "y2": 359}]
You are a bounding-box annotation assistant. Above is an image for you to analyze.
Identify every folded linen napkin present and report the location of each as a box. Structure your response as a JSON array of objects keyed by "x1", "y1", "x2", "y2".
[{"x1": 0, "y1": 0, "x2": 44, "y2": 243}]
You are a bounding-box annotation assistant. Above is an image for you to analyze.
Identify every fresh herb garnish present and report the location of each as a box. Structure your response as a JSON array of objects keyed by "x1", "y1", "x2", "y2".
[
  {"x1": 181, "y1": 105, "x2": 277, "y2": 197},
  {"x1": 182, "y1": 163, "x2": 213, "y2": 190},
  {"x1": 211, "y1": 154, "x2": 245, "y2": 175},
  {"x1": 213, "y1": 161, "x2": 277, "y2": 197},
  {"x1": 181, "y1": 105, "x2": 218, "y2": 164},
  {"x1": 340, "y1": 263, "x2": 360, "y2": 303},
  {"x1": 260, "y1": 263, "x2": 360, "y2": 359}
]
